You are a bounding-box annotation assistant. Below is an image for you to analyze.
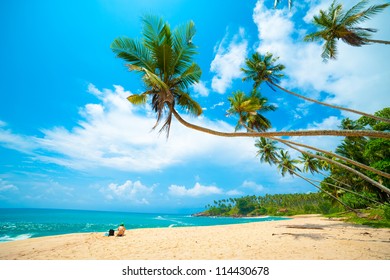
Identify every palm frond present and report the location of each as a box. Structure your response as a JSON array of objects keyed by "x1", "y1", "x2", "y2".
[
  {"x1": 110, "y1": 37, "x2": 155, "y2": 72},
  {"x1": 127, "y1": 93, "x2": 148, "y2": 105},
  {"x1": 140, "y1": 67, "x2": 170, "y2": 92},
  {"x1": 176, "y1": 90, "x2": 203, "y2": 116},
  {"x1": 340, "y1": 0, "x2": 369, "y2": 23},
  {"x1": 142, "y1": 15, "x2": 165, "y2": 52},
  {"x1": 172, "y1": 20, "x2": 198, "y2": 74},
  {"x1": 322, "y1": 37, "x2": 338, "y2": 60},
  {"x1": 173, "y1": 63, "x2": 201, "y2": 89},
  {"x1": 344, "y1": 2, "x2": 390, "y2": 27}
]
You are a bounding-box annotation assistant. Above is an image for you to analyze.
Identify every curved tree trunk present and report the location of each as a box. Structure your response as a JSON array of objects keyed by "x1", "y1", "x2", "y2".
[
  {"x1": 269, "y1": 137, "x2": 390, "y2": 179},
  {"x1": 239, "y1": 121, "x2": 390, "y2": 179},
  {"x1": 172, "y1": 109, "x2": 390, "y2": 138},
  {"x1": 280, "y1": 141, "x2": 390, "y2": 195},
  {"x1": 269, "y1": 81, "x2": 390, "y2": 124},
  {"x1": 174, "y1": 111, "x2": 390, "y2": 195},
  {"x1": 304, "y1": 176, "x2": 382, "y2": 205},
  {"x1": 291, "y1": 170, "x2": 359, "y2": 213}
]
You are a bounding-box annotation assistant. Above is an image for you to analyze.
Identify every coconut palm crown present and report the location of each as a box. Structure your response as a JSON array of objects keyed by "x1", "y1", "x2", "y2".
[
  {"x1": 227, "y1": 89, "x2": 277, "y2": 132},
  {"x1": 304, "y1": 0, "x2": 390, "y2": 60},
  {"x1": 110, "y1": 15, "x2": 202, "y2": 135}
]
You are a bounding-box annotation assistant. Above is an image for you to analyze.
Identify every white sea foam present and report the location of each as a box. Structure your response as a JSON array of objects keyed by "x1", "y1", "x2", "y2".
[
  {"x1": 0, "y1": 234, "x2": 33, "y2": 243},
  {"x1": 154, "y1": 216, "x2": 164, "y2": 220}
]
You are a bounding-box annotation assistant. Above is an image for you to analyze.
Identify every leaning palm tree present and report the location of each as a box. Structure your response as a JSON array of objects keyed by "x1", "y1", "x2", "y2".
[
  {"x1": 110, "y1": 15, "x2": 202, "y2": 136},
  {"x1": 241, "y1": 52, "x2": 390, "y2": 123},
  {"x1": 304, "y1": 0, "x2": 390, "y2": 60},
  {"x1": 111, "y1": 17, "x2": 389, "y2": 139},
  {"x1": 227, "y1": 89, "x2": 276, "y2": 132},
  {"x1": 265, "y1": 148, "x2": 358, "y2": 212}
]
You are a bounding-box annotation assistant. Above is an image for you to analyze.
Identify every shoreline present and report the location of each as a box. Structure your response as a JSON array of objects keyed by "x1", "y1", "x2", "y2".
[{"x1": 0, "y1": 215, "x2": 389, "y2": 260}]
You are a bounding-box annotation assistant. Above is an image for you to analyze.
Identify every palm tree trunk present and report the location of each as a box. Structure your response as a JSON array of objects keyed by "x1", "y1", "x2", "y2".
[
  {"x1": 239, "y1": 121, "x2": 390, "y2": 179},
  {"x1": 172, "y1": 109, "x2": 390, "y2": 138},
  {"x1": 304, "y1": 176, "x2": 381, "y2": 205},
  {"x1": 286, "y1": 168, "x2": 358, "y2": 213},
  {"x1": 270, "y1": 137, "x2": 390, "y2": 179},
  {"x1": 365, "y1": 39, "x2": 390, "y2": 45},
  {"x1": 269, "y1": 81, "x2": 390, "y2": 124},
  {"x1": 294, "y1": 171, "x2": 358, "y2": 213},
  {"x1": 280, "y1": 141, "x2": 390, "y2": 195}
]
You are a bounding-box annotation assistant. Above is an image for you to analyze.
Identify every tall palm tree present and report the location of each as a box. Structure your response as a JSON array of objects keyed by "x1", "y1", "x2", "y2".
[
  {"x1": 227, "y1": 90, "x2": 276, "y2": 132},
  {"x1": 110, "y1": 15, "x2": 202, "y2": 136},
  {"x1": 260, "y1": 148, "x2": 357, "y2": 211},
  {"x1": 304, "y1": 0, "x2": 390, "y2": 60},
  {"x1": 241, "y1": 52, "x2": 390, "y2": 123},
  {"x1": 111, "y1": 18, "x2": 389, "y2": 139}
]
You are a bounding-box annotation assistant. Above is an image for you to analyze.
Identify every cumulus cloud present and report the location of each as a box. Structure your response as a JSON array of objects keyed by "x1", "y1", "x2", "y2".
[
  {"x1": 169, "y1": 182, "x2": 223, "y2": 197},
  {"x1": 210, "y1": 28, "x2": 248, "y2": 94},
  {"x1": 286, "y1": 115, "x2": 343, "y2": 158},
  {"x1": 101, "y1": 180, "x2": 154, "y2": 204},
  {"x1": 253, "y1": 0, "x2": 390, "y2": 115},
  {"x1": 226, "y1": 189, "x2": 244, "y2": 196},
  {"x1": 241, "y1": 180, "x2": 265, "y2": 192},
  {"x1": 0, "y1": 84, "x2": 259, "y2": 173}
]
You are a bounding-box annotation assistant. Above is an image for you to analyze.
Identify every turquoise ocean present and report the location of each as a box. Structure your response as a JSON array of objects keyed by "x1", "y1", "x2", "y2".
[{"x1": 0, "y1": 208, "x2": 289, "y2": 242}]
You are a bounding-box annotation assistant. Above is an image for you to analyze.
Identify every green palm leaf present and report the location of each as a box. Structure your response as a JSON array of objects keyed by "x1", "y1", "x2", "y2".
[
  {"x1": 176, "y1": 90, "x2": 203, "y2": 116},
  {"x1": 110, "y1": 37, "x2": 155, "y2": 72},
  {"x1": 111, "y1": 15, "x2": 202, "y2": 136},
  {"x1": 127, "y1": 93, "x2": 148, "y2": 105},
  {"x1": 305, "y1": 0, "x2": 390, "y2": 60}
]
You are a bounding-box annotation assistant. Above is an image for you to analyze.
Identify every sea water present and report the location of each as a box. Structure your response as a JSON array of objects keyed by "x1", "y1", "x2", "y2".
[{"x1": 0, "y1": 208, "x2": 289, "y2": 242}]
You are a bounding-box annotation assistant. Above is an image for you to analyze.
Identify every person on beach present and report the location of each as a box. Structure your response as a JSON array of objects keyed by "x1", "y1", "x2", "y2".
[{"x1": 117, "y1": 223, "x2": 126, "y2": 236}]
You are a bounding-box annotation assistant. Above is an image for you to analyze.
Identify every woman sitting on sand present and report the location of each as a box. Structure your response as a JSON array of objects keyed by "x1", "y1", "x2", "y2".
[{"x1": 117, "y1": 223, "x2": 126, "y2": 236}]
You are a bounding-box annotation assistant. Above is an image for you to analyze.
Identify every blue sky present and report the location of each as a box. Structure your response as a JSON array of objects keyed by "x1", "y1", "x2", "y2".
[{"x1": 1, "y1": 0, "x2": 389, "y2": 213}]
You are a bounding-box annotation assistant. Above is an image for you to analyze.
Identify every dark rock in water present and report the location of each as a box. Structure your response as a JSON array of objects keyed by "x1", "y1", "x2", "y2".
[{"x1": 192, "y1": 211, "x2": 209, "y2": 217}]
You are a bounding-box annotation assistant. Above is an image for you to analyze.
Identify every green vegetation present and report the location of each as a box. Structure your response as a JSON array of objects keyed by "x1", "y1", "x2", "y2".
[
  {"x1": 327, "y1": 203, "x2": 390, "y2": 228},
  {"x1": 203, "y1": 194, "x2": 390, "y2": 228},
  {"x1": 203, "y1": 193, "x2": 344, "y2": 217},
  {"x1": 111, "y1": 10, "x2": 390, "y2": 227}
]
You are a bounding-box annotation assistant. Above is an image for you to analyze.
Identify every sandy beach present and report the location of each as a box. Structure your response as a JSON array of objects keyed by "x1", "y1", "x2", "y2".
[{"x1": 0, "y1": 215, "x2": 389, "y2": 260}]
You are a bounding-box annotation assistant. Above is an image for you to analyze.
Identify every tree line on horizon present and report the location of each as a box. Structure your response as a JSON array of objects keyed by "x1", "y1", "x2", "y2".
[{"x1": 109, "y1": 1, "x2": 390, "y2": 215}]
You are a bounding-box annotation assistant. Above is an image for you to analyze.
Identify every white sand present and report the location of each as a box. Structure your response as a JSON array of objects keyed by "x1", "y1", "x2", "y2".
[{"x1": 0, "y1": 215, "x2": 389, "y2": 260}]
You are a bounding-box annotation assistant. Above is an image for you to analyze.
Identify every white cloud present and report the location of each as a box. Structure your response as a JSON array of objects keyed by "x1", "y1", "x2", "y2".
[
  {"x1": 226, "y1": 189, "x2": 244, "y2": 196},
  {"x1": 101, "y1": 180, "x2": 154, "y2": 204},
  {"x1": 0, "y1": 84, "x2": 259, "y2": 173},
  {"x1": 169, "y1": 182, "x2": 223, "y2": 197},
  {"x1": 286, "y1": 116, "x2": 343, "y2": 158},
  {"x1": 210, "y1": 28, "x2": 248, "y2": 94},
  {"x1": 241, "y1": 180, "x2": 265, "y2": 192},
  {"x1": 210, "y1": 102, "x2": 225, "y2": 110},
  {"x1": 0, "y1": 179, "x2": 19, "y2": 192},
  {"x1": 192, "y1": 80, "x2": 210, "y2": 97},
  {"x1": 0, "y1": 122, "x2": 38, "y2": 153},
  {"x1": 253, "y1": 0, "x2": 390, "y2": 115}
]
